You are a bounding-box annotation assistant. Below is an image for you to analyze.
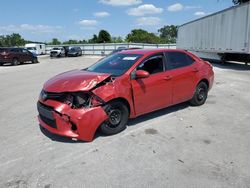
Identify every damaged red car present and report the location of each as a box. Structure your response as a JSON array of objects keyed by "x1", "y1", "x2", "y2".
[{"x1": 37, "y1": 49, "x2": 214, "y2": 141}]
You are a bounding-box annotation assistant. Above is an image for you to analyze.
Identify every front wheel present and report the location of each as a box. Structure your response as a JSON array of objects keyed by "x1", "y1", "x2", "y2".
[
  {"x1": 190, "y1": 82, "x2": 208, "y2": 106},
  {"x1": 32, "y1": 58, "x2": 39, "y2": 63},
  {"x1": 100, "y1": 101, "x2": 129, "y2": 135}
]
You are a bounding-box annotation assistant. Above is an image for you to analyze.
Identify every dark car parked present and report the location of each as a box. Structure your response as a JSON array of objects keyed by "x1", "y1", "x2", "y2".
[
  {"x1": 68, "y1": 47, "x2": 82, "y2": 57},
  {"x1": 0, "y1": 48, "x2": 38, "y2": 66}
]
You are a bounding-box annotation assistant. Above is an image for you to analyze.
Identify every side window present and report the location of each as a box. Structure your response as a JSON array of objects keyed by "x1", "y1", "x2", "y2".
[
  {"x1": 137, "y1": 54, "x2": 164, "y2": 75},
  {"x1": 165, "y1": 52, "x2": 195, "y2": 70},
  {"x1": 22, "y1": 49, "x2": 28, "y2": 53},
  {"x1": 40, "y1": 45, "x2": 42, "y2": 49},
  {"x1": 11, "y1": 48, "x2": 19, "y2": 53}
]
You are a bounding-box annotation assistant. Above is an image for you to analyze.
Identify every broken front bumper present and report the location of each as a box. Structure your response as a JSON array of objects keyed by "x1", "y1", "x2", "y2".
[{"x1": 37, "y1": 100, "x2": 108, "y2": 141}]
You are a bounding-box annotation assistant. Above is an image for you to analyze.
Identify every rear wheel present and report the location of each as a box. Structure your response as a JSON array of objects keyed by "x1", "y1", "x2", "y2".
[
  {"x1": 12, "y1": 58, "x2": 19, "y2": 66},
  {"x1": 100, "y1": 101, "x2": 129, "y2": 135},
  {"x1": 190, "y1": 82, "x2": 208, "y2": 106}
]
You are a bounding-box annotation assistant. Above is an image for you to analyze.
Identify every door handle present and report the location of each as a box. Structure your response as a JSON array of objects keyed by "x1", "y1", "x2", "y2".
[
  {"x1": 164, "y1": 75, "x2": 172, "y2": 80},
  {"x1": 193, "y1": 68, "x2": 199, "y2": 72}
]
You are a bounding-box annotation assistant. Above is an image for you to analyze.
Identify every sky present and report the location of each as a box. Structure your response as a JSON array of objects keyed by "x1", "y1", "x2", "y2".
[{"x1": 0, "y1": 0, "x2": 233, "y2": 42}]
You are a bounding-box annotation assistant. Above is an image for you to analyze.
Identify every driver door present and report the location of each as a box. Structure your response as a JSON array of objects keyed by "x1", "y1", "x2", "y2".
[{"x1": 130, "y1": 53, "x2": 173, "y2": 116}]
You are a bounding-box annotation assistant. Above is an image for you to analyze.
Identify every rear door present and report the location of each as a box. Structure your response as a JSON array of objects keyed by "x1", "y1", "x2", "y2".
[
  {"x1": 131, "y1": 53, "x2": 173, "y2": 115},
  {"x1": 164, "y1": 51, "x2": 198, "y2": 104}
]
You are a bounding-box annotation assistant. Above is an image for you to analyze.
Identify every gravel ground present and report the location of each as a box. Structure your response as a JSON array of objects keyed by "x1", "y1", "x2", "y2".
[{"x1": 0, "y1": 55, "x2": 250, "y2": 188}]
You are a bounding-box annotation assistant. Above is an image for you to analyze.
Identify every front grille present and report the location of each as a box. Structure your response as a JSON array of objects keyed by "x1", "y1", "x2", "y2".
[
  {"x1": 37, "y1": 102, "x2": 57, "y2": 129},
  {"x1": 39, "y1": 114, "x2": 57, "y2": 129},
  {"x1": 51, "y1": 52, "x2": 59, "y2": 55}
]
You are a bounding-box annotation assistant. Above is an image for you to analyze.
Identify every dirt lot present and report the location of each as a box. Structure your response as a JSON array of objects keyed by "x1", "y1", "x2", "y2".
[{"x1": 0, "y1": 56, "x2": 250, "y2": 188}]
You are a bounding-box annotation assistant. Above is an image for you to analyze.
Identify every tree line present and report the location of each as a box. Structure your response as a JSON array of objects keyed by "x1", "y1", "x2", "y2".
[{"x1": 0, "y1": 25, "x2": 178, "y2": 47}]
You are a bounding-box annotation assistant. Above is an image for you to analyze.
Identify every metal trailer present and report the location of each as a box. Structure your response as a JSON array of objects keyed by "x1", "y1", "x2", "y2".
[{"x1": 177, "y1": 2, "x2": 250, "y2": 64}]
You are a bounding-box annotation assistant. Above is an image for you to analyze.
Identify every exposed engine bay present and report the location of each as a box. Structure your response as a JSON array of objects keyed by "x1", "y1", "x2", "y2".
[{"x1": 40, "y1": 90, "x2": 104, "y2": 109}]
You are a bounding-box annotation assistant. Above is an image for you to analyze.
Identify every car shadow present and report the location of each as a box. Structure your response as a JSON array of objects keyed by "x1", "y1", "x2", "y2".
[
  {"x1": 128, "y1": 102, "x2": 189, "y2": 126},
  {"x1": 0, "y1": 62, "x2": 39, "y2": 67},
  {"x1": 39, "y1": 125, "x2": 85, "y2": 143},
  {"x1": 39, "y1": 102, "x2": 190, "y2": 143}
]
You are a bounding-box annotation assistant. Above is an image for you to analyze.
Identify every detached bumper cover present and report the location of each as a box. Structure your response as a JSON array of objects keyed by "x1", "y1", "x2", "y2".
[{"x1": 37, "y1": 100, "x2": 108, "y2": 141}]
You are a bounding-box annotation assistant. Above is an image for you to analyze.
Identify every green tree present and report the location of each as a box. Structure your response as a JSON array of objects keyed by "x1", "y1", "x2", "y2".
[
  {"x1": 112, "y1": 36, "x2": 124, "y2": 43},
  {"x1": 98, "y1": 30, "x2": 111, "y2": 43},
  {"x1": 88, "y1": 34, "x2": 98, "y2": 43},
  {"x1": 78, "y1": 39, "x2": 87, "y2": 44},
  {"x1": 63, "y1": 39, "x2": 78, "y2": 45},
  {"x1": 50, "y1": 38, "x2": 61, "y2": 45},
  {"x1": 0, "y1": 33, "x2": 25, "y2": 47},
  {"x1": 126, "y1": 29, "x2": 161, "y2": 44},
  {"x1": 158, "y1": 25, "x2": 178, "y2": 43}
]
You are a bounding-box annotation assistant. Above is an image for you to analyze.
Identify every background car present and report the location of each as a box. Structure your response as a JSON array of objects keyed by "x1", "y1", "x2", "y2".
[
  {"x1": 68, "y1": 46, "x2": 82, "y2": 57},
  {"x1": 37, "y1": 49, "x2": 214, "y2": 142},
  {"x1": 0, "y1": 47, "x2": 38, "y2": 66},
  {"x1": 50, "y1": 47, "x2": 65, "y2": 58}
]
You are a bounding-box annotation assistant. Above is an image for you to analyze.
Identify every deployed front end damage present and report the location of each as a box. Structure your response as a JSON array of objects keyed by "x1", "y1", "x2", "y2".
[
  {"x1": 37, "y1": 70, "x2": 115, "y2": 141},
  {"x1": 38, "y1": 91, "x2": 109, "y2": 141}
]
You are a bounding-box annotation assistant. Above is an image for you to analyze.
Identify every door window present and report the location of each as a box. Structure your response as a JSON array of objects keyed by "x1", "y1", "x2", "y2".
[
  {"x1": 22, "y1": 49, "x2": 29, "y2": 53},
  {"x1": 137, "y1": 53, "x2": 165, "y2": 75},
  {"x1": 165, "y1": 52, "x2": 195, "y2": 70}
]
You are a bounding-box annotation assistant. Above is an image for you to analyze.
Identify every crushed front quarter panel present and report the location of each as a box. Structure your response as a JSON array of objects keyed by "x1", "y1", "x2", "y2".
[{"x1": 38, "y1": 99, "x2": 108, "y2": 141}]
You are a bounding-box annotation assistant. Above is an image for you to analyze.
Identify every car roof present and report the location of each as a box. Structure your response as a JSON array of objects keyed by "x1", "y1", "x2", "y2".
[{"x1": 119, "y1": 48, "x2": 187, "y2": 55}]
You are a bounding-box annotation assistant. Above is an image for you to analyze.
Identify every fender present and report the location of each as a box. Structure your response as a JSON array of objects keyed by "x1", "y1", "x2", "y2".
[{"x1": 92, "y1": 76, "x2": 137, "y2": 118}]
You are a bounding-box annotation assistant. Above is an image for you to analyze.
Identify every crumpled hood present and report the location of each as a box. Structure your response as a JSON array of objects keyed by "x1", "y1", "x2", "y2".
[{"x1": 43, "y1": 70, "x2": 111, "y2": 92}]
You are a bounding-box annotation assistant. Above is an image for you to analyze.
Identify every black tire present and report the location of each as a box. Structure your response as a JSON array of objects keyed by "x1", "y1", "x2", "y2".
[
  {"x1": 32, "y1": 59, "x2": 39, "y2": 64},
  {"x1": 100, "y1": 101, "x2": 129, "y2": 135},
  {"x1": 190, "y1": 82, "x2": 208, "y2": 106},
  {"x1": 12, "y1": 58, "x2": 19, "y2": 66}
]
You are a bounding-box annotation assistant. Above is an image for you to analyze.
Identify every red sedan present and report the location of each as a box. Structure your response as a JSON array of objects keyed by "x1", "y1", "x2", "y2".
[{"x1": 37, "y1": 49, "x2": 214, "y2": 141}]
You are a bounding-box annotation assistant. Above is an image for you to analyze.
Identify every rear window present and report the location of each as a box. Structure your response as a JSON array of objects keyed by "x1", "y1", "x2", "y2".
[{"x1": 165, "y1": 52, "x2": 195, "y2": 70}]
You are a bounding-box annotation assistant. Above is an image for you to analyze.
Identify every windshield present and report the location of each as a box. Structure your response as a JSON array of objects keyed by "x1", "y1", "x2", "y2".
[
  {"x1": 52, "y1": 48, "x2": 60, "y2": 50},
  {"x1": 69, "y1": 48, "x2": 76, "y2": 52},
  {"x1": 87, "y1": 53, "x2": 142, "y2": 76}
]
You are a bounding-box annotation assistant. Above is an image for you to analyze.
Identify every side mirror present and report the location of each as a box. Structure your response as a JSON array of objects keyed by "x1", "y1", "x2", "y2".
[{"x1": 135, "y1": 70, "x2": 149, "y2": 79}]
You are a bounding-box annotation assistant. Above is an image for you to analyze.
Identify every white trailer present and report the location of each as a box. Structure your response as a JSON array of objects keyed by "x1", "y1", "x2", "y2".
[
  {"x1": 177, "y1": 2, "x2": 250, "y2": 63},
  {"x1": 25, "y1": 43, "x2": 46, "y2": 55}
]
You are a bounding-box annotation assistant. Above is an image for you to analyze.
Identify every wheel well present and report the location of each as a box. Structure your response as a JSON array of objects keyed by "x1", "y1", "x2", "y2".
[
  {"x1": 199, "y1": 79, "x2": 209, "y2": 88},
  {"x1": 107, "y1": 98, "x2": 131, "y2": 115}
]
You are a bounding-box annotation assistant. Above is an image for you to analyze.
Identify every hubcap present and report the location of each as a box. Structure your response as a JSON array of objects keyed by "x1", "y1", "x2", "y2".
[
  {"x1": 197, "y1": 87, "x2": 206, "y2": 101},
  {"x1": 107, "y1": 109, "x2": 122, "y2": 128}
]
